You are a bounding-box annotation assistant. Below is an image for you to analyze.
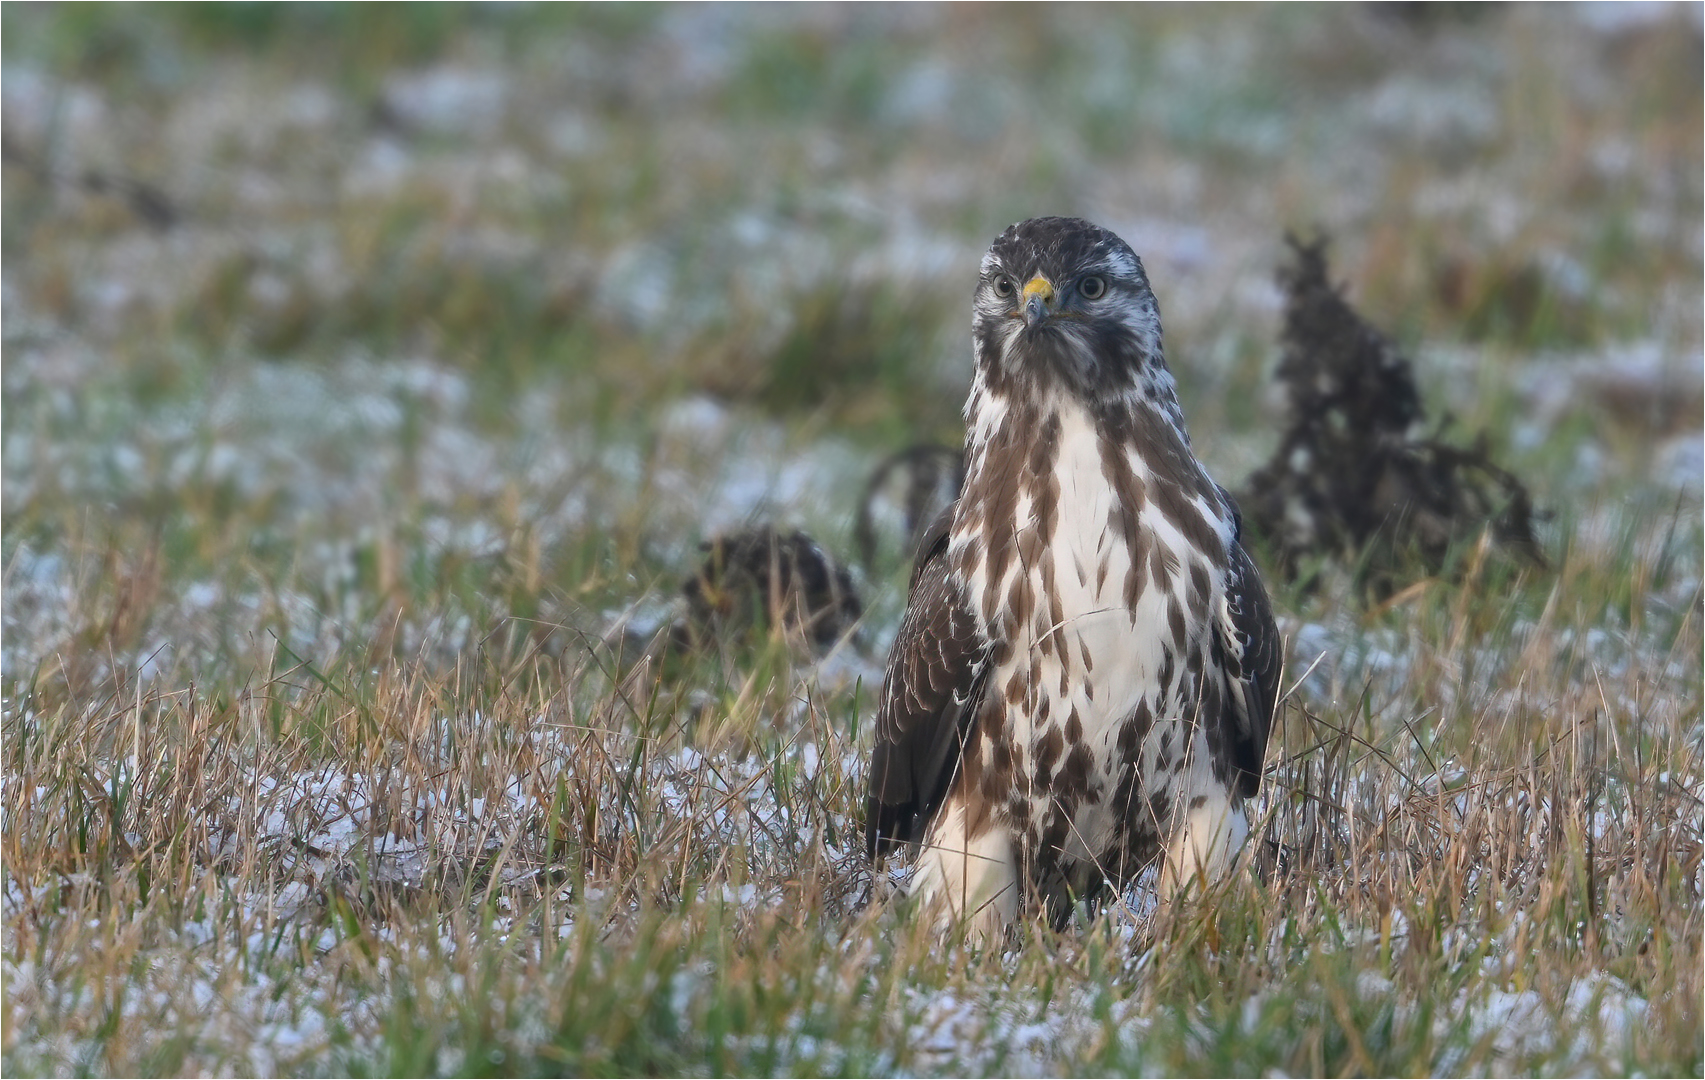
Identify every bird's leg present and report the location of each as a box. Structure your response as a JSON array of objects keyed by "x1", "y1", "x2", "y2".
[{"x1": 908, "y1": 794, "x2": 1019, "y2": 948}]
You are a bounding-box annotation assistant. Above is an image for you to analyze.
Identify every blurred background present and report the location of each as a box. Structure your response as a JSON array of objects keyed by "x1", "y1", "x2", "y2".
[{"x1": 3, "y1": 2, "x2": 1700, "y2": 686}]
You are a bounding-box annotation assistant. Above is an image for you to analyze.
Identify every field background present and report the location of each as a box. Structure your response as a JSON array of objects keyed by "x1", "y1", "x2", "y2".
[{"x1": 3, "y1": 4, "x2": 1701, "y2": 1075}]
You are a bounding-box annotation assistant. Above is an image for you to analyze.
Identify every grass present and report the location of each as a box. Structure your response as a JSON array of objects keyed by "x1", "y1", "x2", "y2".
[
  {"x1": 4, "y1": 4, "x2": 1702, "y2": 1076},
  {"x1": 4, "y1": 590, "x2": 1698, "y2": 1075}
]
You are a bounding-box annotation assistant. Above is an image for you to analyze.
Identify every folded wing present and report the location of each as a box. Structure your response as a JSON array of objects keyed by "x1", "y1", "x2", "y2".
[
  {"x1": 865, "y1": 506, "x2": 989, "y2": 858},
  {"x1": 1219, "y1": 534, "x2": 1282, "y2": 798}
]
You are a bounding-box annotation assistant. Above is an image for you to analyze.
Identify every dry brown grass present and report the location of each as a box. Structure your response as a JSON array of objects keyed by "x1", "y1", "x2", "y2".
[{"x1": 4, "y1": 511, "x2": 1699, "y2": 1074}]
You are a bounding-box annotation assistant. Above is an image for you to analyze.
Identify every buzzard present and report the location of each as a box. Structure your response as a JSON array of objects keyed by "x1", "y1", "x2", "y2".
[{"x1": 866, "y1": 217, "x2": 1280, "y2": 941}]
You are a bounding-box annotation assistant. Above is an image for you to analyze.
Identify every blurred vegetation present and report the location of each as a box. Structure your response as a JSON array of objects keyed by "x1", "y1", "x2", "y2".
[
  {"x1": 3, "y1": 0, "x2": 1697, "y2": 715},
  {"x1": 2, "y1": 3, "x2": 658, "y2": 83}
]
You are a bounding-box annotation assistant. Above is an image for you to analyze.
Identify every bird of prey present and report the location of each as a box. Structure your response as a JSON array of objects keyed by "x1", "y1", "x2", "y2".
[{"x1": 866, "y1": 217, "x2": 1280, "y2": 941}]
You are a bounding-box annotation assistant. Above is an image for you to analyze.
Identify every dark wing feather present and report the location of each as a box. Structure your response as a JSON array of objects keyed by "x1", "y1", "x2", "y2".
[
  {"x1": 1221, "y1": 534, "x2": 1282, "y2": 798},
  {"x1": 865, "y1": 503, "x2": 989, "y2": 859}
]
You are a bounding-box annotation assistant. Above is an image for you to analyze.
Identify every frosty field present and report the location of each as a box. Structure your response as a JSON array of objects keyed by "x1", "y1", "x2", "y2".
[{"x1": 3, "y1": 5, "x2": 1701, "y2": 1076}]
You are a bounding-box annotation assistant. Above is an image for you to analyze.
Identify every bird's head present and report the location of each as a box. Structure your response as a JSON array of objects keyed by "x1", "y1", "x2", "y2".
[{"x1": 970, "y1": 217, "x2": 1169, "y2": 408}]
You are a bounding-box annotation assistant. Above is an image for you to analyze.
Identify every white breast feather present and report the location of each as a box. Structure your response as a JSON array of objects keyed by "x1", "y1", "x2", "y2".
[{"x1": 977, "y1": 401, "x2": 1224, "y2": 860}]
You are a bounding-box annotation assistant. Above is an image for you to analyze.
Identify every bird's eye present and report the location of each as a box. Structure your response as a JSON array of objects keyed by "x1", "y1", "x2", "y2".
[
  {"x1": 991, "y1": 274, "x2": 1016, "y2": 298},
  {"x1": 1079, "y1": 275, "x2": 1107, "y2": 300}
]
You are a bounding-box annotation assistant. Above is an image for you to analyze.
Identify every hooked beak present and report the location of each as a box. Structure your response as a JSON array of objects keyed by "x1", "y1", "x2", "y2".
[{"x1": 1021, "y1": 275, "x2": 1055, "y2": 328}]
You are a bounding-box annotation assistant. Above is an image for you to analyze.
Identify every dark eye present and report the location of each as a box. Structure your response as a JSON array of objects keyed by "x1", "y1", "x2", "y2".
[
  {"x1": 1079, "y1": 275, "x2": 1107, "y2": 300},
  {"x1": 991, "y1": 274, "x2": 1015, "y2": 298}
]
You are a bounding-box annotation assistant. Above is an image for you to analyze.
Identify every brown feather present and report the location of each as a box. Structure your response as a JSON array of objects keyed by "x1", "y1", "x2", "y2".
[
  {"x1": 1222, "y1": 524, "x2": 1281, "y2": 797},
  {"x1": 866, "y1": 504, "x2": 989, "y2": 857}
]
